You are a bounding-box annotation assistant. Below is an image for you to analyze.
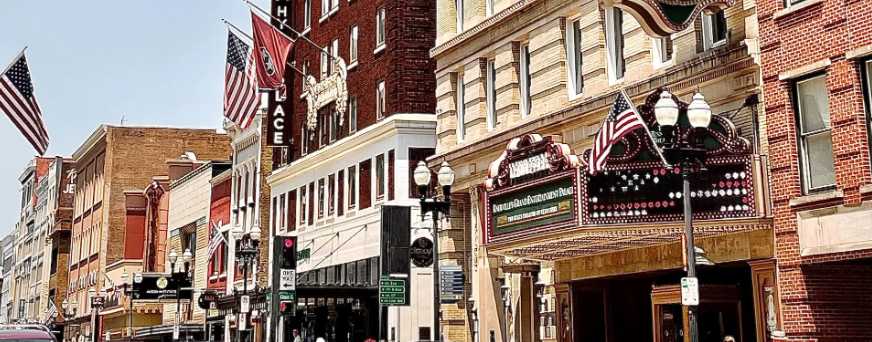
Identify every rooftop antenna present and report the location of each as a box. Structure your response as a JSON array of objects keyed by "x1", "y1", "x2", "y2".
[{"x1": 120, "y1": 114, "x2": 126, "y2": 126}]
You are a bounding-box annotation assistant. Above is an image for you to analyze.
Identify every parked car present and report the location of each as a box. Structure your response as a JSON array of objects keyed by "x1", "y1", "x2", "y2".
[{"x1": 0, "y1": 324, "x2": 56, "y2": 341}]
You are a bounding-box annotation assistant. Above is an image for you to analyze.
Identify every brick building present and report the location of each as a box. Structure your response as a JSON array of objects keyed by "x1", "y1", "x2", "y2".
[
  {"x1": 43, "y1": 157, "x2": 76, "y2": 337},
  {"x1": 757, "y1": 0, "x2": 872, "y2": 339},
  {"x1": 430, "y1": 0, "x2": 773, "y2": 340},
  {"x1": 265, "y1": 0, "x2": 438, "y2": 339},
  {"x1": 63, "y1": 125, "x2": 229, "y2": 342}
]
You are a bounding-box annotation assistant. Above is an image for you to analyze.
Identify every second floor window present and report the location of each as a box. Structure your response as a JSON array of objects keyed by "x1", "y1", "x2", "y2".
[
  {"x1": 328, "y1": 174, "x2": 336, "y2": 215},
  {"x1": 318, "y1": 178, "x2": 325, "y2": 219},
  {"x1": 376, "y1": 8, "x2": 386, "y2": 49},
  {"x1": 456, "y1": 73, "x2": 465, "y2": 141},
  {"x1": 376, "y1": 154, "x2": 385, "y2": 199},
  {"x1": 795, "y1": 74, "x2": 835, "y2": 193},
  {"x1": 348, "y1": 165, "x2": 357, "y2": 209},
  {"x1": 304, "y1": 0, "x2": 312, "y2": 29},
  {"x1": 350, "y1": 26, "x2": 359, "y2": 64},
  {"x1": 565, "y1": 19, "x2": 583, "y2": 96},
  {"x1": 654, "y1": 36, "x2": 674, "y2": 66},
  {"x1": 486, "y1": 59, "x2": 497, "y2": 129},
  {"x1": 520, "y1": 44, "x2": 532, "y2": 117},
  {"x1": 377, "y1": 81, "x2": 386, "y2": 119},
  {"x1": 702, "y1": 10, "x2": 727, "y2": 50},
  {"x1": 349, "y1": 97, "x2": 358, "y2": 133},
  {"x1": 605, "y1": 7, "x2": 625, "y2": 82},
  {"x1": 299, "y1": 186, "x2": 307, "y2": 226}
]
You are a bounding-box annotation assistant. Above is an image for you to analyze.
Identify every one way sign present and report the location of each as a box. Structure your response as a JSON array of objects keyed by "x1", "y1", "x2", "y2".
[{"x1": 280, "y1": 269, "x2": 296, "y2": 291}]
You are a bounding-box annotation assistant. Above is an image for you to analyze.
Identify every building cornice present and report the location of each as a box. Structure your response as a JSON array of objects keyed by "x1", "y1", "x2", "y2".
[
  {"x1": 268, "y1": 113, "x2": 436, "y2": 186},
  {"x1": 72, "y1": 125, "x2": 108, "y2": 161}
]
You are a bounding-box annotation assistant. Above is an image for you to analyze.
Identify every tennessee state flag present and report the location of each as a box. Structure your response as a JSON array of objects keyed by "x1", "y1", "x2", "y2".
[{"x1": 251, "y1": 11, "x2": 293, "y2": 91}]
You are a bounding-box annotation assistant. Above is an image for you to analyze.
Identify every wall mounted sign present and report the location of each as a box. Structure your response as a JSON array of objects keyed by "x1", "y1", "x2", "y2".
[
  {"x1": 266, "y1": 103, "x2": 293, "y2": 147},
  {"x1": 410, "y1": 237, "x2": 434, "y2": 267},
  {"x1": 131, "y1": 272, "x2": 193, "y2": 301},
  {"x1": 379, "y1": 276, "x2": 408, "y2": 306},
  {"x1": 484, "y1": 134, "x2": 580, "y2": 244},
  {"x1": 439, "y1": 264, "x2": 464, "y2": 303},
  {"x1": 302, "y1": 57, "x2": 348, "y2": 132}
]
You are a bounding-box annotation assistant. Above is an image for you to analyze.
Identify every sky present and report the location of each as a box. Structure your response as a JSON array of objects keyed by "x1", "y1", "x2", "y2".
[{"x1": 0, "y1": 0, "x2": 268, "y2": 236}]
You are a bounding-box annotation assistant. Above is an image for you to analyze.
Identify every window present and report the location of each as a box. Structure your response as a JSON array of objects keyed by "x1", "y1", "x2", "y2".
[
  {"x1": 301, "y1": 127, "x2": 308, "y2": 156},
  {"x1": 455, "y1": 0, "x2": 464, "y2": 33},
  {"x1": 321, "y1": 0, "x2": 329, "y2": 18},
  {"x1": 784, "y1": 0, "x2": 806, "y2": 7},
  {"x1": 299, "y1": 186, "x2": 308, "y2": 226},
  {"x1": 330, "y1": 110, "x2": 338, "y2": 142},
  {"x1": 795, "y1": 75, "x2": 835, "y2": 192},
  {"x1": 864, "y1": 60, "x2": 872, "y2": 170},
  {"x1": 486, "y1": 59, "x2": 497, "y2": 129},
  {"x1": 376, "y1": 154, "x2": 386, "y2": 199},
  {"x1": 347, "y1": 165, "x2": 357, "y2": 209},
  {"x1": 565, "y1": 19, "x2": 583, "y2": 96},
  {"x1": 318, "y1": 178, "x2": 325, "y2": 219},
  {"x1": 321, "y1": 50, "x2": 329, "y2": 78},
  {"x1": 520, "y1": 45, "x2": 532, "y2": 117},
  {"x1": 349, "y1": 97, "x2": 358, "y2": 133},
  {"x1": 702, "y1": 10, "x2": 727, "y2": 50},
  {"x1": 304, "y1": 0, "x2": 312, "y2": 29},
  {"x1": 328, "y1": 174, "x2": 336, "y2": 215},
  {"x1": 331, "y1": 0, "x2": 339, "y2": 11},
  {"x1": 319, "y1": 112, "x2": 327, "y2": 147},
  {"x1": 485, "y1": 0, "x2": 494, "y2": 16},
  {"x1": 605, "y1": 7, "x2": 625, "y2": 82},
  {"x1": 331, "y1": 39, "x2": 339, "y2": 74},
  {"x1": 377, "y1": 81, "x2": 386, "y2": 119},
  {"x1": 349, "y1": 26, "x2": 359, "y2": 64},
  {"x1": 376, "y1": 7, "x2": 386, "y2": 49},
  {"x1": 653, "y1": 36, "x2": 674, "y2": 66},
  {"x1": 456, "y1": 73, "x2": 466, "y2": 141},
  {"x1": 279, "y1": 194, "x2": 286, "y2": 229}
]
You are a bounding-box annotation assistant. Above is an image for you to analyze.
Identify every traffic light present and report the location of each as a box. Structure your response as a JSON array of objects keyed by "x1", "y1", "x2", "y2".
[
  {"x1": 280, "y1": 301, "x2": 294, "y2": 315},
  {"x1": 279, "y1": 236, "x2": 297, "y2": 269}
]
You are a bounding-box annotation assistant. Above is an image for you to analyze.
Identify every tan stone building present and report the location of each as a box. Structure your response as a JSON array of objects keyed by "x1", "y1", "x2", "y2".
[
  {"x1": 64, "y1": 125, "x2": 229, "y2": 342},
  {"x1": 430, "y1": 0, "x2": 775, "y2": 340}
]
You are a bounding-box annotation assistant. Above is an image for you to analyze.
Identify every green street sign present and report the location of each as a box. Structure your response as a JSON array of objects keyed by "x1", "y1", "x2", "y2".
[
  {"x1": 279, "y1": 291, "x2": 296, "y2": 301},
  {"x1": 379, "y1": 276, "x2": 408, "y2": 305}
]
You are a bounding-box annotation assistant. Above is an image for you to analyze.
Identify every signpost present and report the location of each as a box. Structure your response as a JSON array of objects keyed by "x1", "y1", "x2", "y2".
[
  {"x1": 681, "y1": 277, "x2": 700, "y2": 306},
  {"x1": 379, "y1": 276, "x2": 407, "y2": 305}
]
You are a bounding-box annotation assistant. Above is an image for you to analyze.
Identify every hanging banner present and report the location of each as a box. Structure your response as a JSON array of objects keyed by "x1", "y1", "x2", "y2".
[{"x1": 266, "y1": 98, "x2": 293, "y2": 147}]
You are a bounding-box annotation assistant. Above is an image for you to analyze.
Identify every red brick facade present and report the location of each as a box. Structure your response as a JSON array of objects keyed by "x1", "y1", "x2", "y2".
[
  {"x1": 759, "y1": 0, "x2": 872, "y2": 339},
  {"x1": 272, "y1": 0, "x2": 436, "y2": 161}
]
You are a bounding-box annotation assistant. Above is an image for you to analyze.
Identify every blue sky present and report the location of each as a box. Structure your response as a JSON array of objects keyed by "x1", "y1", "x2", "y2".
[{"x1": 0, "y1": 0, "x2": 268, "y2": 236}]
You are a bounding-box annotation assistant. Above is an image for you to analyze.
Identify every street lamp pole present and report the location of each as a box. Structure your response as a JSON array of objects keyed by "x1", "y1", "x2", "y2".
[
  {"x1": 413, "y1": 161, "x2": 455, "y2": 342},
  {"x1": 235, "y1": 225, "x2": 260, "y2": 342},
  {"x1": 654, "y1": 90, "x2": 713, "y2": 342}
]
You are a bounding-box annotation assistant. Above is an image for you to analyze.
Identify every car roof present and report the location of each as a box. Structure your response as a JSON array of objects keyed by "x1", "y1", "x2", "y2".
[{"x1": 0, "y1": 329, "x2": 55, "y2": 340}]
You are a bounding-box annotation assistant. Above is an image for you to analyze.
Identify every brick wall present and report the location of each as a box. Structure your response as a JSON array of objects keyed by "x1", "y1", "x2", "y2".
[
  {"x1": 282, "y1": 0, "x2": 436, "y2": 161},
  {"x1": 758, "y1": 0, "x2": 872, "y2": 338}
]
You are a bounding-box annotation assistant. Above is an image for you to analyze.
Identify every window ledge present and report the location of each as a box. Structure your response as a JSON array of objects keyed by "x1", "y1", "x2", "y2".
[
  {"x1": 778, "y1": 58, "x2": 830, "y2": 81},
  {"x1": 373, "y1": 44, "x2": 386, "y2": 55},
  {"x1": 301, "y1": 27, "x2": 311, "y2": 36},
  {"x1": 860, "y1": 184, "x2": 872, "y2": 196},
  {"x1": 348, "y1": 61, "x2": 358, "y2": 70},
  {"x1": 774, "y1": 0, "x2": 823, "y2": 20},
  {"x1": 319, "y1": 15, "x2": 329, "y2": 23},
  {"x1": 789, "y1": 189, "x2": 843, "y2": 208},
  {"x1": 846, "y1": 44, "x2": 872, "y2": 60}
]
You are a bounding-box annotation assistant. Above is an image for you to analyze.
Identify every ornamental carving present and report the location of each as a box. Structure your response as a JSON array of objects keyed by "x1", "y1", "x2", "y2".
[
  {"x1": 485, "y1": 134, "x2": 580, "y2": 191},
  {"x1": 606, "y1": 0, "x2": 734, "y2": 37},
  {"x1": 302, "y1": 56, "x2": 348, "y2": 132}
]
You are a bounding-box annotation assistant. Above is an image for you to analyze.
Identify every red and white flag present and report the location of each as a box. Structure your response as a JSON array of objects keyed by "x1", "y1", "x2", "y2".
[
  {"x1": 588, "y1": 91, "x2": 665, "y2": 174},
  {"x1": 224, "y1": 31, "x2": 261, "y2": 129},
  {"x1": 0, "y1": 50, "x2": 49, "y2": 155},
  {"x1": 251, "y1": 11, "x2": 293, "y2": 92}
]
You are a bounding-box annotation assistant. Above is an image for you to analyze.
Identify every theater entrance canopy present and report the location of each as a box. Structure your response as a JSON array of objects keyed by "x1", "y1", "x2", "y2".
[
  {"x1": 606, "y1": 0, "x2": 734, "y2": 37},
  {"x1": 481, "y1": 90, "x2": 772, "y2": 273}
]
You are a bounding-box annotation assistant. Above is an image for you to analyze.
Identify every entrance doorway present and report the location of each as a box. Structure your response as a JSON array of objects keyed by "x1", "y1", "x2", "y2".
[{"x1": 569, "y1": 262, "x2": 757, "y2": 342}]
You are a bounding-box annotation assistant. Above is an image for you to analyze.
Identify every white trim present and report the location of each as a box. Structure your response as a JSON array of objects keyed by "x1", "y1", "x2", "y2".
[
  {"x1": 485, "y1": 59, "x2": 497, "y2": 130},
  {"x1": 651, "y1": 36, "x2": 674, "y2": 69},
  {"x1": 519, "y1": 44, "x2": 532, "y2": 117},
  {"x1": 564, "y1": 19, "x2": 584, "y2": 99},
  {"x1": 374, "y1": 44, "x2": 386, "y2": 55},
  {"x1": 702, "y1": 11, "x2": 727, "y2": 51},
  {"x1": 456, "y1": 72, "x2": 466, "y2": 141},
  {"x1": 456, "y1": 0, "x2": 464, "y2": 33}
]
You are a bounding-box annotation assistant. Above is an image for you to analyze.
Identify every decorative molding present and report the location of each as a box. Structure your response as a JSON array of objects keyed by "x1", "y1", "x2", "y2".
[
  {"x1": 485, "y1": 134, "x2": 580, "y2": 190},
  {"x1": 302, "y1": 57, "x2": 349, "y2": 132}
]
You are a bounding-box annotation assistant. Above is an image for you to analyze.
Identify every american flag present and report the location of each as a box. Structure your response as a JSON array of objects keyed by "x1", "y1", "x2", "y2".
[
  {"x1": 224, "y1": 31, "x2": 260, "y2": 130},
  {"x1": 588, "y1": 91, "x2": 651, "y2": 175},
  {"x1": 0, "y1": 51, "x2": 49, "y2": 155},
  {"x1": 207, "y1": 220, "x2": 226, "y2": 258}
]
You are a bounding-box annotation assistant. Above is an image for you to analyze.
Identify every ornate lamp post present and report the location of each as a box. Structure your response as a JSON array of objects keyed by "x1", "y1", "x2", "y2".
[
  {"x1": 169, "y1": 249, "x2": 193, "y2": 341},
  {"x1": 235, "y1": 225, "x2": 261, "y2": 342},
  {"x1": 62, "y1": 298, "x2": 78, "y2": 342},
  {"x1": 413, "y1": 161, "x2": 455, "y2": 342},
  {"x1": 653, "y1": 90, "x2": 713, "y2": 342}
]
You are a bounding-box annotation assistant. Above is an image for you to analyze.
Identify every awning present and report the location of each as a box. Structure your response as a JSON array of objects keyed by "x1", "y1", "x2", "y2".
[
  {"x1": 488, "y1": 218, "x2": 772, "y2": 261},
  {"x1": 133, "y1": 324, "x2": 203, "y2": 340}
]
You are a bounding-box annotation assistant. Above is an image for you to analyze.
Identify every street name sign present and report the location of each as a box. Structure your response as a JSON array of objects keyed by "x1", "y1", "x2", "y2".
[
  {"x1": 681, "y1": 277, "x2": 699, "y2": 306},
  {"x1": 379, "y1": 276, "x2": 408, "y2": 305}
]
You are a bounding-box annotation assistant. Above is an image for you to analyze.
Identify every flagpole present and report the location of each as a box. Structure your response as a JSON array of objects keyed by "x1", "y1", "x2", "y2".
[
  {"x1": 242, "y1": 0, "x2": 338, "y2": 62},
  {"x1": 621, "y1": 89, "x2": 671, "y2": 168},
  {"x1": 221, "y1": 19, "x2": 308, "y2": 77},
  {"x1": 1, "y1": 47, "x2": 27, "y2": 76}
]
